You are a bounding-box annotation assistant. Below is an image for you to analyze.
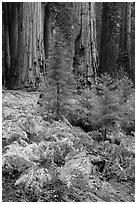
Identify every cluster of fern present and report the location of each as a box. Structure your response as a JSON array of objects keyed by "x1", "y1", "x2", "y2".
[
  {"x1": 2, "y1": 132, "x2": 73, "y2": 201},
  {"x1": 3, "y1": 121, "x2": 127, "y2": 202},
  {"x1": 2, "y1": 121, "x2": 96, "y2": 201},
  {"x1": 90, "y1": 139, "x2": 135, "y2": 182}
]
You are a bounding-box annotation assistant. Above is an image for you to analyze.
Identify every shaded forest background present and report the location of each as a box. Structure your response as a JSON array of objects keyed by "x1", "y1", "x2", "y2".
[
  {"x1": 2, "y1": 2, "x2": 135, "y2": 202},
  {"x1": 2, "y1": 2, "x2": 135, "y2": 89}
]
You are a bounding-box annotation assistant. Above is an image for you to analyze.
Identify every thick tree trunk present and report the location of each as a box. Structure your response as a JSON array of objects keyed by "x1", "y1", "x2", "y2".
[
  {"x1": 120, "y1": 3, "x2": 127, "y2": 52},
  {"x1": 3, "y1": 2, "x2": 47, "y2": 90},
  {"x1": 121, "y1": 3, "x2": 132, "y2": 64},
  {"x1": 72, "y1": 2, "x2": 98, "y2": 88},
  {"x1": 2, "y1": 3, "x2": 11, "y2": 85},
  {"x1": 94, "y1": 2, "x2": 103, "y2": 58},
  {"x1": 99, "y1": 3, "x2": 121, "y2": 76},
  {"x1": 126, "y1": 3, "x2": 132, "y2": 79},
  {"x1": 127, "y1": 3, "x2": 132, "y2": 60},
  {"x1": 43, "y1": 3, "x2": 50, "y2": 60},
  {"x1": 119, "y1": 2, "x2": 134, "y2": 81}
]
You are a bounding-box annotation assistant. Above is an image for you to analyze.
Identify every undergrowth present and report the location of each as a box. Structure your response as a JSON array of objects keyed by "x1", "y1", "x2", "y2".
[
  {"x1": 2, "y1": 73, "x2": 135, "y2": 202},
  {"x1": 64, "y1": 73, "x2": 134, "y2": 136}
]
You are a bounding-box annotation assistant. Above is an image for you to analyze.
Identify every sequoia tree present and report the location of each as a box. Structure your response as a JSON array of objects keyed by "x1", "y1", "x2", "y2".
[
  {"x1": 99, "y1": 2, "x2": 135, "y2": 82},
  {"x1": 99, "y1": 3, "x2": 122, "y2": 76},
  {"x1": 2, "y1": 2, "x2": 47, "y2": 90},
  {"x1": 72, "y1": 2, "x2": 98, "y2": 88},
  {"x1": 119, "y1": 2, "x2": 134, "y2": 82}
]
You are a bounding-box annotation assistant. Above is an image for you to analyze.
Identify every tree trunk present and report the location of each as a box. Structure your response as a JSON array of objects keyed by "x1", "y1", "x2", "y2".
[
  {"x1": 126, "y1": 3, "x2": 132, "y2": 80},
  {"x1": 2, "y1": 3, "x2": 11, "y2": 86},
  {"x1": 120, "y1": 3, "x2": 127, "y2": 52},
  {"x1": 2, "y1": 2, "x2": 47, "y2": 90},
  {"x1": 99, "y1": 3, "x2": 121, "y2": 76},
  {"x1": 94, "y1": 2, "x2": 103, "y2": 58},
  {"x1": 121, "y1": 3, "x2": 132, "y2": 66},
  {"x1": 72, "y1": 2, "x2": 98, "y2": 88},
  {"x1": 119, "y1": 2, "x2": 134, "y2": 81},
  {"x1": 43, "y1": 3, "x2": 50, "y2": 60}
]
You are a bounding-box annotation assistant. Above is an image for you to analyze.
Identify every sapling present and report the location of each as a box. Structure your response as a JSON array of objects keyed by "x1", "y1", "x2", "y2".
[{"x1": 43, "y1": 29, "x2": 75, "y2": 121}]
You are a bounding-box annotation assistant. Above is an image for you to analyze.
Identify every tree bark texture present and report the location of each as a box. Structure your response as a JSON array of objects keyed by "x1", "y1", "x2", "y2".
[
  {"x1": 72, "y1": 2, "x2": 98, "y2": 88},
  {"x1": 99, "y1": 3, "x2": 121, "y2": 76},
  {"x1": 119, "y1": 2, "x2": 134, "y2": 82},
  {"x1": 2, "y1": 2, "x2": 47, "y2": 90}
]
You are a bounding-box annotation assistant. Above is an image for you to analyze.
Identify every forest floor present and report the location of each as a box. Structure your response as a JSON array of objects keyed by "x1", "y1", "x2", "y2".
[{"x1": 2, "y1": 89, "x2": 135, "y2": 202}]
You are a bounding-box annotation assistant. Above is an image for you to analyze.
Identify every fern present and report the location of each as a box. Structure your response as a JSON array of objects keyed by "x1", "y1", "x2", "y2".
[
  {"x1": 2, "y1": 142, "x2": 35, "y2": 173},
  {"x1": 59, "y1": 152, "x2": 92, "y2": 188},
  {"x1": 116, "y1": 75, "x2": 134, "y2": 102},
  {"x1": 2, "y1": 125, "x2": 80, "y2": 198},
  {"x1": 15, "y1": 167, "x2": 53, "y2": 193},
  {"x1": 96, "y1": 73, "x2": 116, "y2": 93}
]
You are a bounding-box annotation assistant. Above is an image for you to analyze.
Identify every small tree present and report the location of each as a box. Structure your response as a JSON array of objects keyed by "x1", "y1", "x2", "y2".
[
  {"x1": 116, "y1": 75, "x2": 135, "y2": 134},
  {"x1": 45, "y1": 30, "x2": 75, "y2": 120},
  {"x1": 78, "y1": 73, "x2": 134, "y2": 138},
  {"x1": 73, "y1": 74, "x2": 120, "y2": 135},
  {"x1": 95, "y1": 73, "x2": 121, "y2": 139},
  {"x1": 116, "y1": 75, "x2": 134, "y2": 102}
]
